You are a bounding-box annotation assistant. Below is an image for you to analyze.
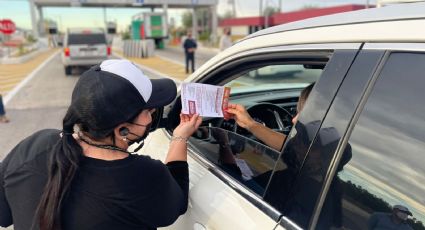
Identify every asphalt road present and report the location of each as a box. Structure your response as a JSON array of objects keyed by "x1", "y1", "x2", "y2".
[
  {"x1": 156, "y1": 46, "x2": 217, "y2": 69},
  {"x1": 0, "y1": 53, "x2": 171, "y2": 160}
]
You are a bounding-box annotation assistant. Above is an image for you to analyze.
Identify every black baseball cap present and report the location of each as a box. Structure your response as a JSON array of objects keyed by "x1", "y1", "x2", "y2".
[{"x1": 71, "y1": 59, "x2": 177, "y2": 130}]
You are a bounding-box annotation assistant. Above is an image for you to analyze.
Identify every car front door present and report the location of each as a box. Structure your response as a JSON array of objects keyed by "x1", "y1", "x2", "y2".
[{"x1": 143, "y1": 43, "x2": 361, "y2": 230}]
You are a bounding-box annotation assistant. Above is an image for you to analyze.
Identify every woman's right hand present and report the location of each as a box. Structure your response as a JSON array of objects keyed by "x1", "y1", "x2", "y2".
[
  {"x1": 173, "y1": 113, "x2": 202, "y2": 139},
  {"x1": 226, "y1": 104, "x2": 256, "y2": 130}
]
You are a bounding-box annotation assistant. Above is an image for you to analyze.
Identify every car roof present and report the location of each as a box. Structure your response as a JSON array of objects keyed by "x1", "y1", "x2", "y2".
[
  {"x1": 245, "y1": 2, "x2": 425, "y2": 40},
  {"x1": 188, "y1": 2, "x2": 425, "y2": 83}
]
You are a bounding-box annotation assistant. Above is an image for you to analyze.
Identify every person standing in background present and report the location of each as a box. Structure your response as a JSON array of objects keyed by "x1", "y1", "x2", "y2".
[
  {"x1": 0, "y1": 94, "x2": 9, "y2": 123},
  {"x1": 219, "y1": 28, "x2": 233, "y2": 51},
  {"x1": 183, "y1": 31, "x2": 197, "y2": 74}
]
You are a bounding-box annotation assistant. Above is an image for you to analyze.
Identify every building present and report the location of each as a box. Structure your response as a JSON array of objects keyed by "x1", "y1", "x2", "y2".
[{"x1": 218, "y1": 4, "x2": 368, "y2": 41}]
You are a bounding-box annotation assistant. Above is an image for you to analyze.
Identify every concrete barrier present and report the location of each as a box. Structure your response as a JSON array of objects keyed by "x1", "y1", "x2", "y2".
[
  {"x1": 0, "y1": 48, "x2": 47, "y2": 65},
  {"x1": 123, "y1": 39, "x2": 155, "y2": 58}
]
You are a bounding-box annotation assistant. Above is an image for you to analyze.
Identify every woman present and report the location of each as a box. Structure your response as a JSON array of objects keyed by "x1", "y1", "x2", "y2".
[{"x1": 0, "y1": 59, "x2": 202, "y2": 230}]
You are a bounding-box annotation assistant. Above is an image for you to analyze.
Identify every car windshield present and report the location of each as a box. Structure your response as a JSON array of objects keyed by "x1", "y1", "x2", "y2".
[
  {"x1": 225, "y1": 64, "x2": 322, "y2": 95},
  {"x1": 68, "y1": 34, "x2": 106, "y2": 45}
]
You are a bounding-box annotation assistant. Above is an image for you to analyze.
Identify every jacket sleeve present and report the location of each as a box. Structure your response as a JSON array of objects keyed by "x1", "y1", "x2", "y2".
[{"x1": 0, "y1": 162, "x2": 13, "y2": 227}]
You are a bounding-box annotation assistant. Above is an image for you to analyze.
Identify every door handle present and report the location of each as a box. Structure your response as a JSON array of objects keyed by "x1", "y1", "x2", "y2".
[{"x1": 194, "y1": 222, "x2": 206, "y2": 230}]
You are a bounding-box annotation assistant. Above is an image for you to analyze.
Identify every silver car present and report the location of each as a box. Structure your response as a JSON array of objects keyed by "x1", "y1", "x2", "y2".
[{"x1": 61, "y1": 28, "x2": 110, "y2": 75}]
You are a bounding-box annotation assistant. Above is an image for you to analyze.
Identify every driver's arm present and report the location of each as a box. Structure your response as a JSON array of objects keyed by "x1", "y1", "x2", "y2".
[{"x1": 226, "y1": 104, "x2": 286, "y2": 151}]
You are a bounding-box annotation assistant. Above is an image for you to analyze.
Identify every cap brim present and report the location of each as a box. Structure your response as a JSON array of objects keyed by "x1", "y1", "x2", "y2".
[{"x1": 145, "y1": 78, "x2": 177, "y2": 108}]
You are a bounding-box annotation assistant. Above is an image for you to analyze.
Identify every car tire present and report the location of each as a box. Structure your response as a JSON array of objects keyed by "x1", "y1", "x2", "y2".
[{"x1": 65, "y1": 66, "x2": 72, "y2": 76}]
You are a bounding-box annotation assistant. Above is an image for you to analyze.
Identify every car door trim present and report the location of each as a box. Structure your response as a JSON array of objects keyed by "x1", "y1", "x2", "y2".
[
  {"x1": 191, "y1": 43, "x2": 362, "y2": 83},
  {"x1": 363, "y1": 42, "x2": 425, "y2": 51}
]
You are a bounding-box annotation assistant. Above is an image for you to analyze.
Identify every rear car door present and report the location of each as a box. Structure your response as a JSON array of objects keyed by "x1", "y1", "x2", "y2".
[
  {"x1": 274, "y1": 48, "x2": 387, "y2": 229},
  {"x1": 307, "y1": 44, "x2": 425, "y2": 230},
  {"x1": 143, "y1": 43, "x2": 361, "y2": 230}
]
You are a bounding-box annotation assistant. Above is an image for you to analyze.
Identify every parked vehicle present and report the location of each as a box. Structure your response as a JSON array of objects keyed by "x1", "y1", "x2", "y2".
[
  {"x1": 141, "y1": 3, "x2": 425, "y2": 230},
  {"x1": 61, "y1": 28, "x2": 110, "y2": 75}
]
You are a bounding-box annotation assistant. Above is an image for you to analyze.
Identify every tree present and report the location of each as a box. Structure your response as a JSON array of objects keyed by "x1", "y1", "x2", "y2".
[{"x1": 182, "y1": 11, "x2": 192, "y2": 29}]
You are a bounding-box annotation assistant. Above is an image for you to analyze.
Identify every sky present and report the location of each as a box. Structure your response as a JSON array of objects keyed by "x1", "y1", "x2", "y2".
[{"x1": 0, "y1": 0, "x2": 376, "y2": 33}]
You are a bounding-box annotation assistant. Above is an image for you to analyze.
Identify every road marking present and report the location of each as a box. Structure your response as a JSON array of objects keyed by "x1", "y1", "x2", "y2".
[{"x1": 3, "y1": 50, "x2": 60, "y2": 106}]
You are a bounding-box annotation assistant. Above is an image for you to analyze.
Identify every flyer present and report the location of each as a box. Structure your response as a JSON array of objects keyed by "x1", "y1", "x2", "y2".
[{"x1": 181, "y1": 83, "x2": 231, "y2": 118}]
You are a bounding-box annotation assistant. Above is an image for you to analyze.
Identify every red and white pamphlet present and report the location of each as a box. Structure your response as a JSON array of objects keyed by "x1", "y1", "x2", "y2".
[{"x1": 181, "y1": 83, "x2": 231, "y2": 118}]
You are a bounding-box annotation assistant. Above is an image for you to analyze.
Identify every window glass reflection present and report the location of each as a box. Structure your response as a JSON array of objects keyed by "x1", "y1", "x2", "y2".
[
  {"x1": 190, "y1": 127, "x2": 282, "y2": 196},
  {"x1": 319, "y1": 53, "x2": 425, "y2": 230}
]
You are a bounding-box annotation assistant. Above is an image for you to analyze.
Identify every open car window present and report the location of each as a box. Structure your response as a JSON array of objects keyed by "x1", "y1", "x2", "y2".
[
  {"x1": 164, "y1": 49, "x2": 359, "y2": 222},
  {"x1": 182, "y1": 63, "x2": 326, "y2": 197}
]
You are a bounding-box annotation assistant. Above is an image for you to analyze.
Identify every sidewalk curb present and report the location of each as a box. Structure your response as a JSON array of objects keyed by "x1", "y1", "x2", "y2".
[
  {"x1": 113, "y1": 52, "x2": 182, "y2": 84},
  {"x1": 0, "y1": 48, "x2": 46, "y2": 65},
  {"x1": 3, "y1": 50, "x2": 60, "y2": 106}
]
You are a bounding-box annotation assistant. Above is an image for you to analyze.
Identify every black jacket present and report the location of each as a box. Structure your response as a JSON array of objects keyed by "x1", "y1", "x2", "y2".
[{"x1": 0, "y1": 129, "x2": 189, "y2": 230}]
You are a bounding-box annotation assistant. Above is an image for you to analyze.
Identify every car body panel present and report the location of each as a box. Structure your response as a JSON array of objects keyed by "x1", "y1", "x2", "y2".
[
  {"x1": 247, "y1": 3, "x2": 425, "y2": 39},
  {"x1": 139, "y1": 3, "x2": 425, "y2": 230}
]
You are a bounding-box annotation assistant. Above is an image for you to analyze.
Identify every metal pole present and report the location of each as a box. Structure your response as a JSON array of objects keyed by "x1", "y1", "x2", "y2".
[
  {"x1": 366, "y1": 0, "x2": 370, "y2": 8},
  {"x1": 264, "y1": 0, "x2": 268, "y2": 28},
  {"x1": 192, "y1": 7, "x2": 198, "y2": 39},
  {"x1": 103, "y1": 7, "x2": 107, "y2": 30},
  {"x1": 211, "y1": 4, "x2": 217, "y2": 45},
  {"x1": 259, "y1": 0, "x2": 263, "y2": 17},
  {"x1": 232, "y1": 0, "x2": 236, "y2": 17},
  {"x1": 38, "y1": 6, "x2": 44, "y2": 37},
  {"x1": 279, "y1": 0, "x2": 282, "y2": 12}
]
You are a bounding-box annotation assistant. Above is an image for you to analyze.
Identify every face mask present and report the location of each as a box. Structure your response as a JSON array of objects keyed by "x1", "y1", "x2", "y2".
[
  {"x1": 396, "y1": 211, "x2": 409, "y2": 221},
  {"x1": 127, "y1": 122, "x2": 152, "y2": 152}
]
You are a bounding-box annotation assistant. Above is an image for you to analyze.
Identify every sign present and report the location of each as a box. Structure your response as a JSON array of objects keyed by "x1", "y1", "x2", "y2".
[
  {"x1": 181, "y1": 83, "x2": 231, "y2": 118},
  {"x1": 0, "y1": 19, "x2": 16, "y2": 35}
]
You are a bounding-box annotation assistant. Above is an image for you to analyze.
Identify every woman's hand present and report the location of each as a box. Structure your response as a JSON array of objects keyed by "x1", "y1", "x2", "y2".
[
  {"x1": 173, "y1": 113, "x2": 202, "y2": 138},
  {"x1": 226, "y1": 104, "x2": 256, "y2": 130}
]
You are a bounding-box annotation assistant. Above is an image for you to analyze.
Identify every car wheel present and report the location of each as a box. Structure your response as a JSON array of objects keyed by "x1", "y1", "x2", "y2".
[{"x1": 64, "y1": 66, "x2": 72, "y2": 76}]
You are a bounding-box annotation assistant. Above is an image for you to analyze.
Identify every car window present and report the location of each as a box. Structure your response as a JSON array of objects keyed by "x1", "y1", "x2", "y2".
[
  {"x1": 190, "y1": 127, "x2": 283, "y2": 196},
  {"x1": 166, "y1": 49, "x2": 358, "y2": 220},
  {"x1": 68, "y1": 34, "x2": 106, "y2": 45},
  {"x1": 187, "y1": 63, "x2": 325, "y2": 198},
  {"x1": 317, "y1": 52, "x2": 425, "y2": 230}
]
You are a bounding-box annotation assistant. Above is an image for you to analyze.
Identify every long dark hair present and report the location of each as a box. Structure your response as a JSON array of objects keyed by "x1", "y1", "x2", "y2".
[{"x1": 35, "y1": 106, "x2": 116, "y2": 230}]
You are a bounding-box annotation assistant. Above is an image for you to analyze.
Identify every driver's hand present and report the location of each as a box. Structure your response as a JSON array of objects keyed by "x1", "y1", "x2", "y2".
[{"x1": 226, "y1": 104, "x2": 256, "y2": 130}]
